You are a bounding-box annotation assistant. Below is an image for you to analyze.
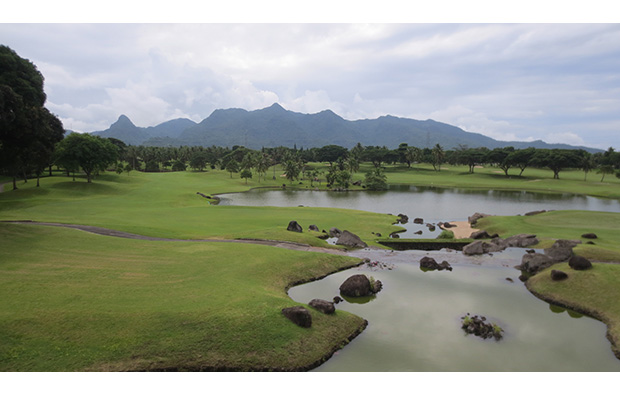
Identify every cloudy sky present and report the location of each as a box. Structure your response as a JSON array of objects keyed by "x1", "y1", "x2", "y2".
[{"x1": 2, "y1": 6, "x2": 619, "y2": 149}]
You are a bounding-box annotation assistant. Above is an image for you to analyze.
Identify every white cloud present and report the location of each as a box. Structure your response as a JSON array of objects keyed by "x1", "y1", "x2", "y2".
[{"x1": 544, "y1": 132, "x2": 586, "y2": 146}]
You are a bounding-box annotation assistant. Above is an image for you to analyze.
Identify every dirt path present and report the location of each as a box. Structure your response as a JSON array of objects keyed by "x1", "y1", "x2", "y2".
[{"x1": 2, "y1": 221, "x2": 347, "y2": 255}]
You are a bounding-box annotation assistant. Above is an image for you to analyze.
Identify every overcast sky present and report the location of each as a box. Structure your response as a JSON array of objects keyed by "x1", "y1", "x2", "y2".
[{"x1": 2, "y1": 16, "x2": 619, "y2": 149}]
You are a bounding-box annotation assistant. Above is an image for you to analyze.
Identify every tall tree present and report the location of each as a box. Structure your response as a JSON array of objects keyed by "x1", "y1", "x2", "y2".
[
  {"x1": 0, "y1": 45, "x2": 64, "y2": 189},
  {"x1": 54, "y1": 133, "x2": 119, "y2": 183},
  {"x1": 431, "y1": 144, "x2": 445, "y2": 171}
]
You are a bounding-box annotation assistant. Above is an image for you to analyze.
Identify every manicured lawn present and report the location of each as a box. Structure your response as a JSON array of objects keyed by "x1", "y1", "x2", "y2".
[
  {"x1": 2, "y1": 163, "x2": 620, "y2": 371},
  {"x1": 477, "y1": 210, "x2": 620, "y2": 262},
  {"x1": 0, "y1": 170, "x2": 399, "y2": 248},
  {"x1": 0, "y1": 223, "x2": 364, "y2": 371}
]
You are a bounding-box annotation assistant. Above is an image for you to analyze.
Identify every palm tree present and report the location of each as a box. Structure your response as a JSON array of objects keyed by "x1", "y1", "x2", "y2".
[{"x1": 432, "y1": 144, "x2": 445, "y2": 171}]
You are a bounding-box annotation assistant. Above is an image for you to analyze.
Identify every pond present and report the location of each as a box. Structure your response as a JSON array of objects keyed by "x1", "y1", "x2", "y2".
[
  {"x1": 290, "y1": 248, "x2": 620, "y2": 371},
  {"x1": 220, "y1": 187, "x2": 620, "y2": 371},
  {"x1": 218, "y1": 185, "x2": 620, "y2": 238}
]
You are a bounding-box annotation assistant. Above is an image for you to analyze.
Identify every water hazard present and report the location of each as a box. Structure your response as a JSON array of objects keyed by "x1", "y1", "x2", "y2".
[{"x1": 220, "y1": 187, "x2": 620, "y2": 371}]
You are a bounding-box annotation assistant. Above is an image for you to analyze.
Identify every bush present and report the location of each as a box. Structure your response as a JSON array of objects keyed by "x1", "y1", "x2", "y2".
[{"x1": 437, "y1": 230, "x2": 455, "y2": 239}]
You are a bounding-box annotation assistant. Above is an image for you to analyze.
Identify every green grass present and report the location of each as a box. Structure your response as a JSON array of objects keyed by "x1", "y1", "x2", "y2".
[
  {"x1": 527, "y1": 262, "x2": 620, "y2": 358},
  {"x1": 2, "y1": 162, "x2": 620, "y2": 371},
  {"x1": 0, "y1": 223, "x2": 364, "y2": 371},
  {"x1": 0, "y1": 170, "x2": 400, "y2": 248},
  {"x1": 380, "y1": 163, "x2": 620, "y2": 199},
  {"x1": 477, "y1": 210, "x2": 620, "y2": 261}
]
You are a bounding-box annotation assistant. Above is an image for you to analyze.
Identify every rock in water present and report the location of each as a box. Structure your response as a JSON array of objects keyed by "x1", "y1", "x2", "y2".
[
  {"x1": 339, "y1": 274, "x2": 372, "y2": 297},
  {"x1": 282, "y1": 306, "x2": 312, "y2": 328}
]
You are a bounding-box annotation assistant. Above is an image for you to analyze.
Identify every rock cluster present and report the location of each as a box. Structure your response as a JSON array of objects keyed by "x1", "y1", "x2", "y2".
[
  {"x1": 463, "y1": 234, "x2": 538, "y2": 255},
  {"x1": 461, "y1": 313, "x2": 503, "y2": 340},
  {"x1": 419, "y1": 256, "x2": 452, "y2": 271},
  {"x1": 517, "y1": 239, "x2": 581, "y2": 274},
  {"x1": 396, "y1": 214, "x2": 409, "y2": 224}
]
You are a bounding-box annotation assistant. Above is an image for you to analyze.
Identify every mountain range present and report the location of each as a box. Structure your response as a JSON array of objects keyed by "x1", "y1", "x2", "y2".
[{"x1": 90, "y1": 103, "x2": 599, "y2": 152}]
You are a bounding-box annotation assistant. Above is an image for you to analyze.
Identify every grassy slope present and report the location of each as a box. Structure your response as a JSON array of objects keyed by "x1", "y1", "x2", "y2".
[
  {"x1": 0, "y1": 223, "x2": 364, "y2": 371},
  {"x1": 0, "y1": 170, "x2": 400, "y2": 248}
]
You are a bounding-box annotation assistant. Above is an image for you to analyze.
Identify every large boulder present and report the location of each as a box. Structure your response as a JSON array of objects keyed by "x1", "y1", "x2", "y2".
[
  {"x1": 281, "y1": 306, "x2": 312, "y2": 328},
  {"x1": 397, "y1": 214, "x2": 409, "y2": 224},
  {"x1": 551, "y1": 270, "x2": 568, "y2": 281},
  {"x1": 581, "y1": 233, "x2": 598, "y2": 239},
  {"x1": 308, "y1": 224, "x2": 319, "y2": 232},
  {"x1": 336, "y1": 230, "x2": 368, "y2": 248},
  {"x1": 329, "y1": 227, "x2": 342, "y2": 238},
  {"x1": 468, "y1": 212, "x2": 490, "y2": 225},
  {"x1": 309, "y1": 299, "x2": 336, "y2": 314},
  {"x1": 286, "y1": 220, "x2": 303, "y2": 233},
  {"x1": 504, "y1": 234, "x2": 539, "y2": 248},
  {"x1": 462, "y1": 240, "x2": 486, "y2": 255},
  {"x1": 544, "y1": 239, "x2": 580, "y2": 262},
  {"x1": 517, "y1": 252, "x2": 554, "y2": 274},
  {"x1": 420, "y1": 256, "x2": 452, "y2": 271},
  {"x1": 470, "y1": 230, "x2": 492, "y2": 239},
  {"x1": 413, "y1": 217, "x2": 424, "y2": 224},
  {"x1": 568, "y1": 255, "x2": 593, "y2": 271},
  {"x1": 339, "y1": 274, "x2": 372, "y2": 297}
]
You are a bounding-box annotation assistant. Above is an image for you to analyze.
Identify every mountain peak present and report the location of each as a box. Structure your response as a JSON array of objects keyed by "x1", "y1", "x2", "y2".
[{"x1": 111, "y1": 114, "x2": 136, "y2": 129}]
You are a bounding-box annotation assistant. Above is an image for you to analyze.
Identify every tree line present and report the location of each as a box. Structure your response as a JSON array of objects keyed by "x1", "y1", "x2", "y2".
[{"x1": 3, "y1": 45, "x2": 619, "y2": 191}]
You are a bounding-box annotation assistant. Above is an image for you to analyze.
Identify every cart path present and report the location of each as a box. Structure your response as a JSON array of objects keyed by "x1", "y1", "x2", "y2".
[{"x1": 2, "y1": 220, "x2": 347, "y2": 255}]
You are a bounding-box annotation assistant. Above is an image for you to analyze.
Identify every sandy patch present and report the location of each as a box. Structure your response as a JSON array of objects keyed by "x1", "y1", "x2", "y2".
[{"x1": 443, "y1": 221, "x2": 473, "y2": 239}]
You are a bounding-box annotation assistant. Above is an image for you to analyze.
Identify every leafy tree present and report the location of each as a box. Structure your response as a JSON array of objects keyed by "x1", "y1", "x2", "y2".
[
  {"x1": 362, "y1": 146, "x2": 390, "y2": 168},
  {"x1": 598, "y1": 165, "x2": 615, "y2": 182},
  {"x1": 506, "y1": 147, "x2": 535, "y2": 176},
  {"x1": 404, "y1": 146, "x2": 421, "y2": 168},
  {"x1": 487, "y1": 147, "x2": 515, "y2": 176},
  {"x1": 172, "y1": 159, "x2": 187, "y2": 172},
  {"x1": 225, "y1": 159, "x2": 239, "y2": 178},
  {"x1": 240, "y1": 168, "x2": 252, "y2": 184},
  {"x1": 0, "y1": 45, "x2": 64, "y2": 189},
  {"x1": 364, "y1": 167, "x2": 387, "y2": 190},
  {"x1": 530, "y1": 149, "x2": 580, "y2": 179},
  {"x1": 317, "y1": 144, "x2": 348, "y2": 165},
  {"x1": 54, "y1": 133, "x2": 119, "y2": 183},
  {"x1": 189, "y1": 151, "x2": 209, "y2": 171}
]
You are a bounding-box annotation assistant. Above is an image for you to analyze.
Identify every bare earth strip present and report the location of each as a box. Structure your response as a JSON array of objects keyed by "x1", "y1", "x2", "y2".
[
  {"x1": 2, "y1": 220, "x2": 347, "y2": 255},
  {"x1": 445, "y1": 221, "x2": 474, "y2": 239}
]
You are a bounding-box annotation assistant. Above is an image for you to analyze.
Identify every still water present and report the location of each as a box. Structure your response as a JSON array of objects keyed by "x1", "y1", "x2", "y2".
[
  {"x1": 220, "y1": 187, "x2": 620, "y2": 371},
  {"x1": 218, "y1": 185, "x2": 620, "y2": 237}
]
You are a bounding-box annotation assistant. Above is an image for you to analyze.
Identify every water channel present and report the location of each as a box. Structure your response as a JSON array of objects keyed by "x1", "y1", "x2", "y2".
[{"x1": 219, "y1": 187, "x2": 620, "y2": 371}]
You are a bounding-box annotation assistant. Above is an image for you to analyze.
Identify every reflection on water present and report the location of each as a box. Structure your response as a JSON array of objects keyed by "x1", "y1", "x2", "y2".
[
  {"x1": 218, "y1": 186, "x2": 620, "y2": 237},
  {"x1": 289, "y1": 248, "x2": 619, "y2": 371}
]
